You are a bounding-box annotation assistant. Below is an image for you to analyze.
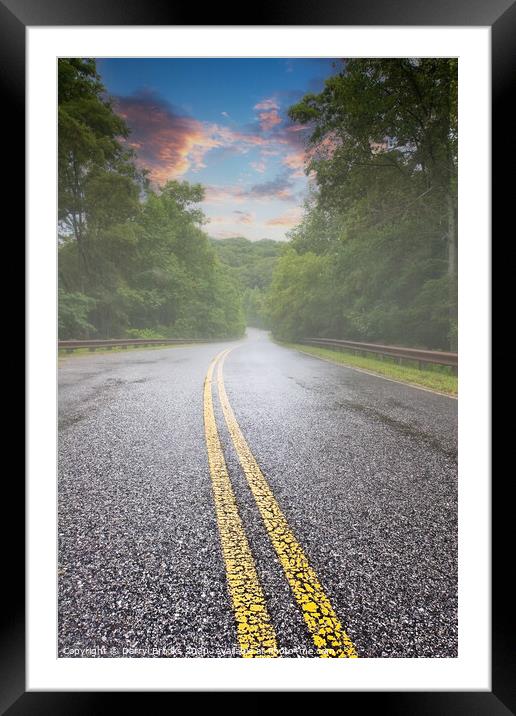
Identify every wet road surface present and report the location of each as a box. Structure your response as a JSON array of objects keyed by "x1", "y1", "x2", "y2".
[{"x1": 58, "y1": 329, "x2": 457, "y2": 658}]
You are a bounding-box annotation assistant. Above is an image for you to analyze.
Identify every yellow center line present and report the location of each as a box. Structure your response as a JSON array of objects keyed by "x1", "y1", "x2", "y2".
[
  {"x1": 216, "y1": 351, "x2": 358, "y2": 658},
  {"x1": 203, "y1": 349, "x2": 278, "y2": 658}
]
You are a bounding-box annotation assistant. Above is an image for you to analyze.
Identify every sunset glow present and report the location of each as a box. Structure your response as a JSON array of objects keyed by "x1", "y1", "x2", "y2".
[{"x1": 98, "y1": 58, "x2": 339, "y2": 240}]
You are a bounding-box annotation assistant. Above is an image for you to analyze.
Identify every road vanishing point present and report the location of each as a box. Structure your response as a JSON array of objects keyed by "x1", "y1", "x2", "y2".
[{"x1": 58, "y1": 328, "x2": 457, "y2": 658}]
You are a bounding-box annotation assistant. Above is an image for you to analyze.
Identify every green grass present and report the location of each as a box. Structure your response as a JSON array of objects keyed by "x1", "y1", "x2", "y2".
[
  {"x1": 282, "y1": 342, "x2": 458, "y2": 397},
  {"x1": 58, "y1": 343, "x2": 196, "y2": 360}
]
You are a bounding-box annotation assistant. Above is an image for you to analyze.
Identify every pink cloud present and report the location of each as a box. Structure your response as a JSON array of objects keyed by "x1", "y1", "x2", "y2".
[
  {"x1": 116, "y1": 92, "x2": 223, "y2": 184},
  {"x1": 115, "y1": 91, "x2": 288, "y2": 185},
  {"x1": 254, "y1": 98, "x2": 279, "y2": 111},
  {"x1": 115, "y1": 90, "x2": 313, "y2": 196},
  {"x1": 266, "y1": 207, "x2": 304, "y2": 227},
  {"x1": 233, "y1": 210, "x2": 254, "y2": 224},
  {"x1": 257, "y1": 109, "x2": 282, "y2": 132},
  {"x1": 285, "y1": 124, "x2": 306, "y2": 134},
  {"x1": 203, "y1": 185, "x2": 246, "y2": 203},
  {"x1": 282, "y1": 150, "x2": 306, "y2": 178},
  {"x1": 208, "y1": 210, "x2": 254, "y2": 226},
  {"x1": 253, "y1": 97, "x2": 282, "y2": 133},
  {"x1": 250, "y1": 160, "x2": 266, "y2": 173}
]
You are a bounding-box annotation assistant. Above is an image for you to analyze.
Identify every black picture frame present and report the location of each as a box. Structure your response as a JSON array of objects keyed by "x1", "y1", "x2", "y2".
[{"x1": 6, "y1": 0, "x2": 505, "y2": 711}]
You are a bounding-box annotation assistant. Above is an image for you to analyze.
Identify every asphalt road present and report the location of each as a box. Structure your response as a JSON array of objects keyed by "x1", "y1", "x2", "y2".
[{"x1": 58, "y1": 328, "x2": 457, "y2": 658}]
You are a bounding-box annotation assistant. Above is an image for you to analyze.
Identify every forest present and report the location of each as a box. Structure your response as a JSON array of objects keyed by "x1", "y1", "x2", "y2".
[
  {"x1": 58, "y1": 58, "x2": 457, "y2": 350},
  {"x1": 210, "y1": 238, "x2": 283, "y2": 329},
  {"x1": 268, "y1": 58, "x2": 458, "y2": 350},
  {"x1": 58, "y1": 59, "x2": 248, "y2": 340}
]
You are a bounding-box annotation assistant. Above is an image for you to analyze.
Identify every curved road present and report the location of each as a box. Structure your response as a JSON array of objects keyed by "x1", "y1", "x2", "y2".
[{"x1": 58, "y1": 328, "x2": 457, "y2": 658}]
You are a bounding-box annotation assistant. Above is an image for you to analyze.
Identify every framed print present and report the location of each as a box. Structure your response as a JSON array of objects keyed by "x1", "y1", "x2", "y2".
[{"x1": 5, "y1": 0, "x2": 506, "y2": 710}]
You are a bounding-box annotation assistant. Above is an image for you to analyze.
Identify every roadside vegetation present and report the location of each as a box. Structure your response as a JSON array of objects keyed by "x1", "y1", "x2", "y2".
[
  {"x1": 267, "y1": 59, "x2": 457, "y2": 352},
  {"x1": 283, "y1": 343, "x2": 457, "y2": 396}
]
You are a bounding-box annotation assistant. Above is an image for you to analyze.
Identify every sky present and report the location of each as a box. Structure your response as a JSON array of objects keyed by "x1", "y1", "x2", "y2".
[{"x1": 97, "y1": 58, "x2": 340, "y2": 241}]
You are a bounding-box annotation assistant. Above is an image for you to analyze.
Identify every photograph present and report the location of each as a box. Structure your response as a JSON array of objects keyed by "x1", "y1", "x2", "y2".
[{"x1": 57, "y1": 56, "x2": 459, "y2": 660}]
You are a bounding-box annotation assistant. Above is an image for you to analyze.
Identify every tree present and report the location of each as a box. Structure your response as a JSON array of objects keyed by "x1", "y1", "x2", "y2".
[
  {"x1": 272, "y1": 58, "x2": 458, "y2": 349},
  {"x1": 211, "y1": 237, "x2": 284, "y2": 328},
  {"x1": 58, "y1": 60, "x2": 245, "y2": 340},
  {"x1": 267, "y1": 250, "x2": 334, "y2": 340},
  {"x1": 58, "y1": 58, "x2": 143, "y2": 282}
]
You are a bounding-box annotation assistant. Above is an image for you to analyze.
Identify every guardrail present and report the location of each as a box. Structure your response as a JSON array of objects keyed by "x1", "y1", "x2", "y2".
[
  {"x1": 300, "y1": 338, "x2": 458, "y2": 370},
  {"x1": 58, "y1": 338, "x2": 222, "y2": 352}
]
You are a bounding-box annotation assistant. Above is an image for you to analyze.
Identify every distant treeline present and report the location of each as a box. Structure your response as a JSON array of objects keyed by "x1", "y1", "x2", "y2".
[
  {"x1": 210, "y1": 238, "x2": 283, "y2": 329},
  {"x1": 59, "y1": 58, "x2": 457, "y2": 350}
]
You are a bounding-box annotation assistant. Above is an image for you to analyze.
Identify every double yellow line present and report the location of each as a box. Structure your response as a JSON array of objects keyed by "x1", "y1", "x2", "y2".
[{"x1": 204, "y1": 347, "x2": 357, "y2": 659}]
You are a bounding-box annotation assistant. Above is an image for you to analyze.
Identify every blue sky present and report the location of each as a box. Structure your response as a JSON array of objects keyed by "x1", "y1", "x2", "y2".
[{"x1": 97, "y1": 58, "x2": 340, "y2": 240}]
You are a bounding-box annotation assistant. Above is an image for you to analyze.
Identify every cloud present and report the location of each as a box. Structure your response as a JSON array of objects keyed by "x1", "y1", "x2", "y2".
[
  {"x1": 115, "y1": 90, "x2": 282, "y2": 185},
  {"x1": 284, "y1": 124, "x2": 307, "y2": 135},
  {"x1": 250, "y1": 160, "x2": 266, "y2": 173},
  {"x1": 115, "y1": 90, "x2": 224, "y2": 184},
  {"x1": 221, "y1": 111, "x2": 230, "y2": 118},
  {"x1": 257, "y1": 109, "x2": 282, "y2": 132},
  {"x1": 114, "y1": 89, "x2": 313, "y2": 193},
  {"x1": 261, "y1": 121, "x2": 311, "y2": 177},
  {"x1": 282, "y1": 150, "x2": 306, "y2": 178},
  {"x1": 246, "y1": 173, "x2": 294, "y2": 201},
  {"x1": 266, "y1": 207, "x2": 304, "y2": 227},
  {"x1": 252, "y1": 97, "x2": 311, "y2": 152},
  {"x1": 203, "y1": 184, "x2": 246, "y2": 203},
  {"x1": 233, "y1": 210, "x2": 254, "y2": 224},
  {"x1": 215, "y1": 126, "x2": 274, "y2": 152},
  {"x1": 204, "y1": 172, "x2": 295, "y2": 204},
  {"x1": 253, "y1": 97, "x2": 283, "y2": 133},
  {"x1": 209, "y1": 211, "x2": 252, "y2": 224},
  {"x1": 254, "y1": 98, "x2": 279, "y2": 111}
]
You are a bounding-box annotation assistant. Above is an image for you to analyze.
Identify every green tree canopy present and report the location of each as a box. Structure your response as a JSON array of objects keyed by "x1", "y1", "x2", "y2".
[
  {"x1": 58, "y1": 59, "x2": 245, "y2": 340},
  {"x1": 266, "y1": 58, "x2": 457, "y2": 349},
  {"x1": 211, "y1": 237, "x2": 284, "y2": 328}
]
